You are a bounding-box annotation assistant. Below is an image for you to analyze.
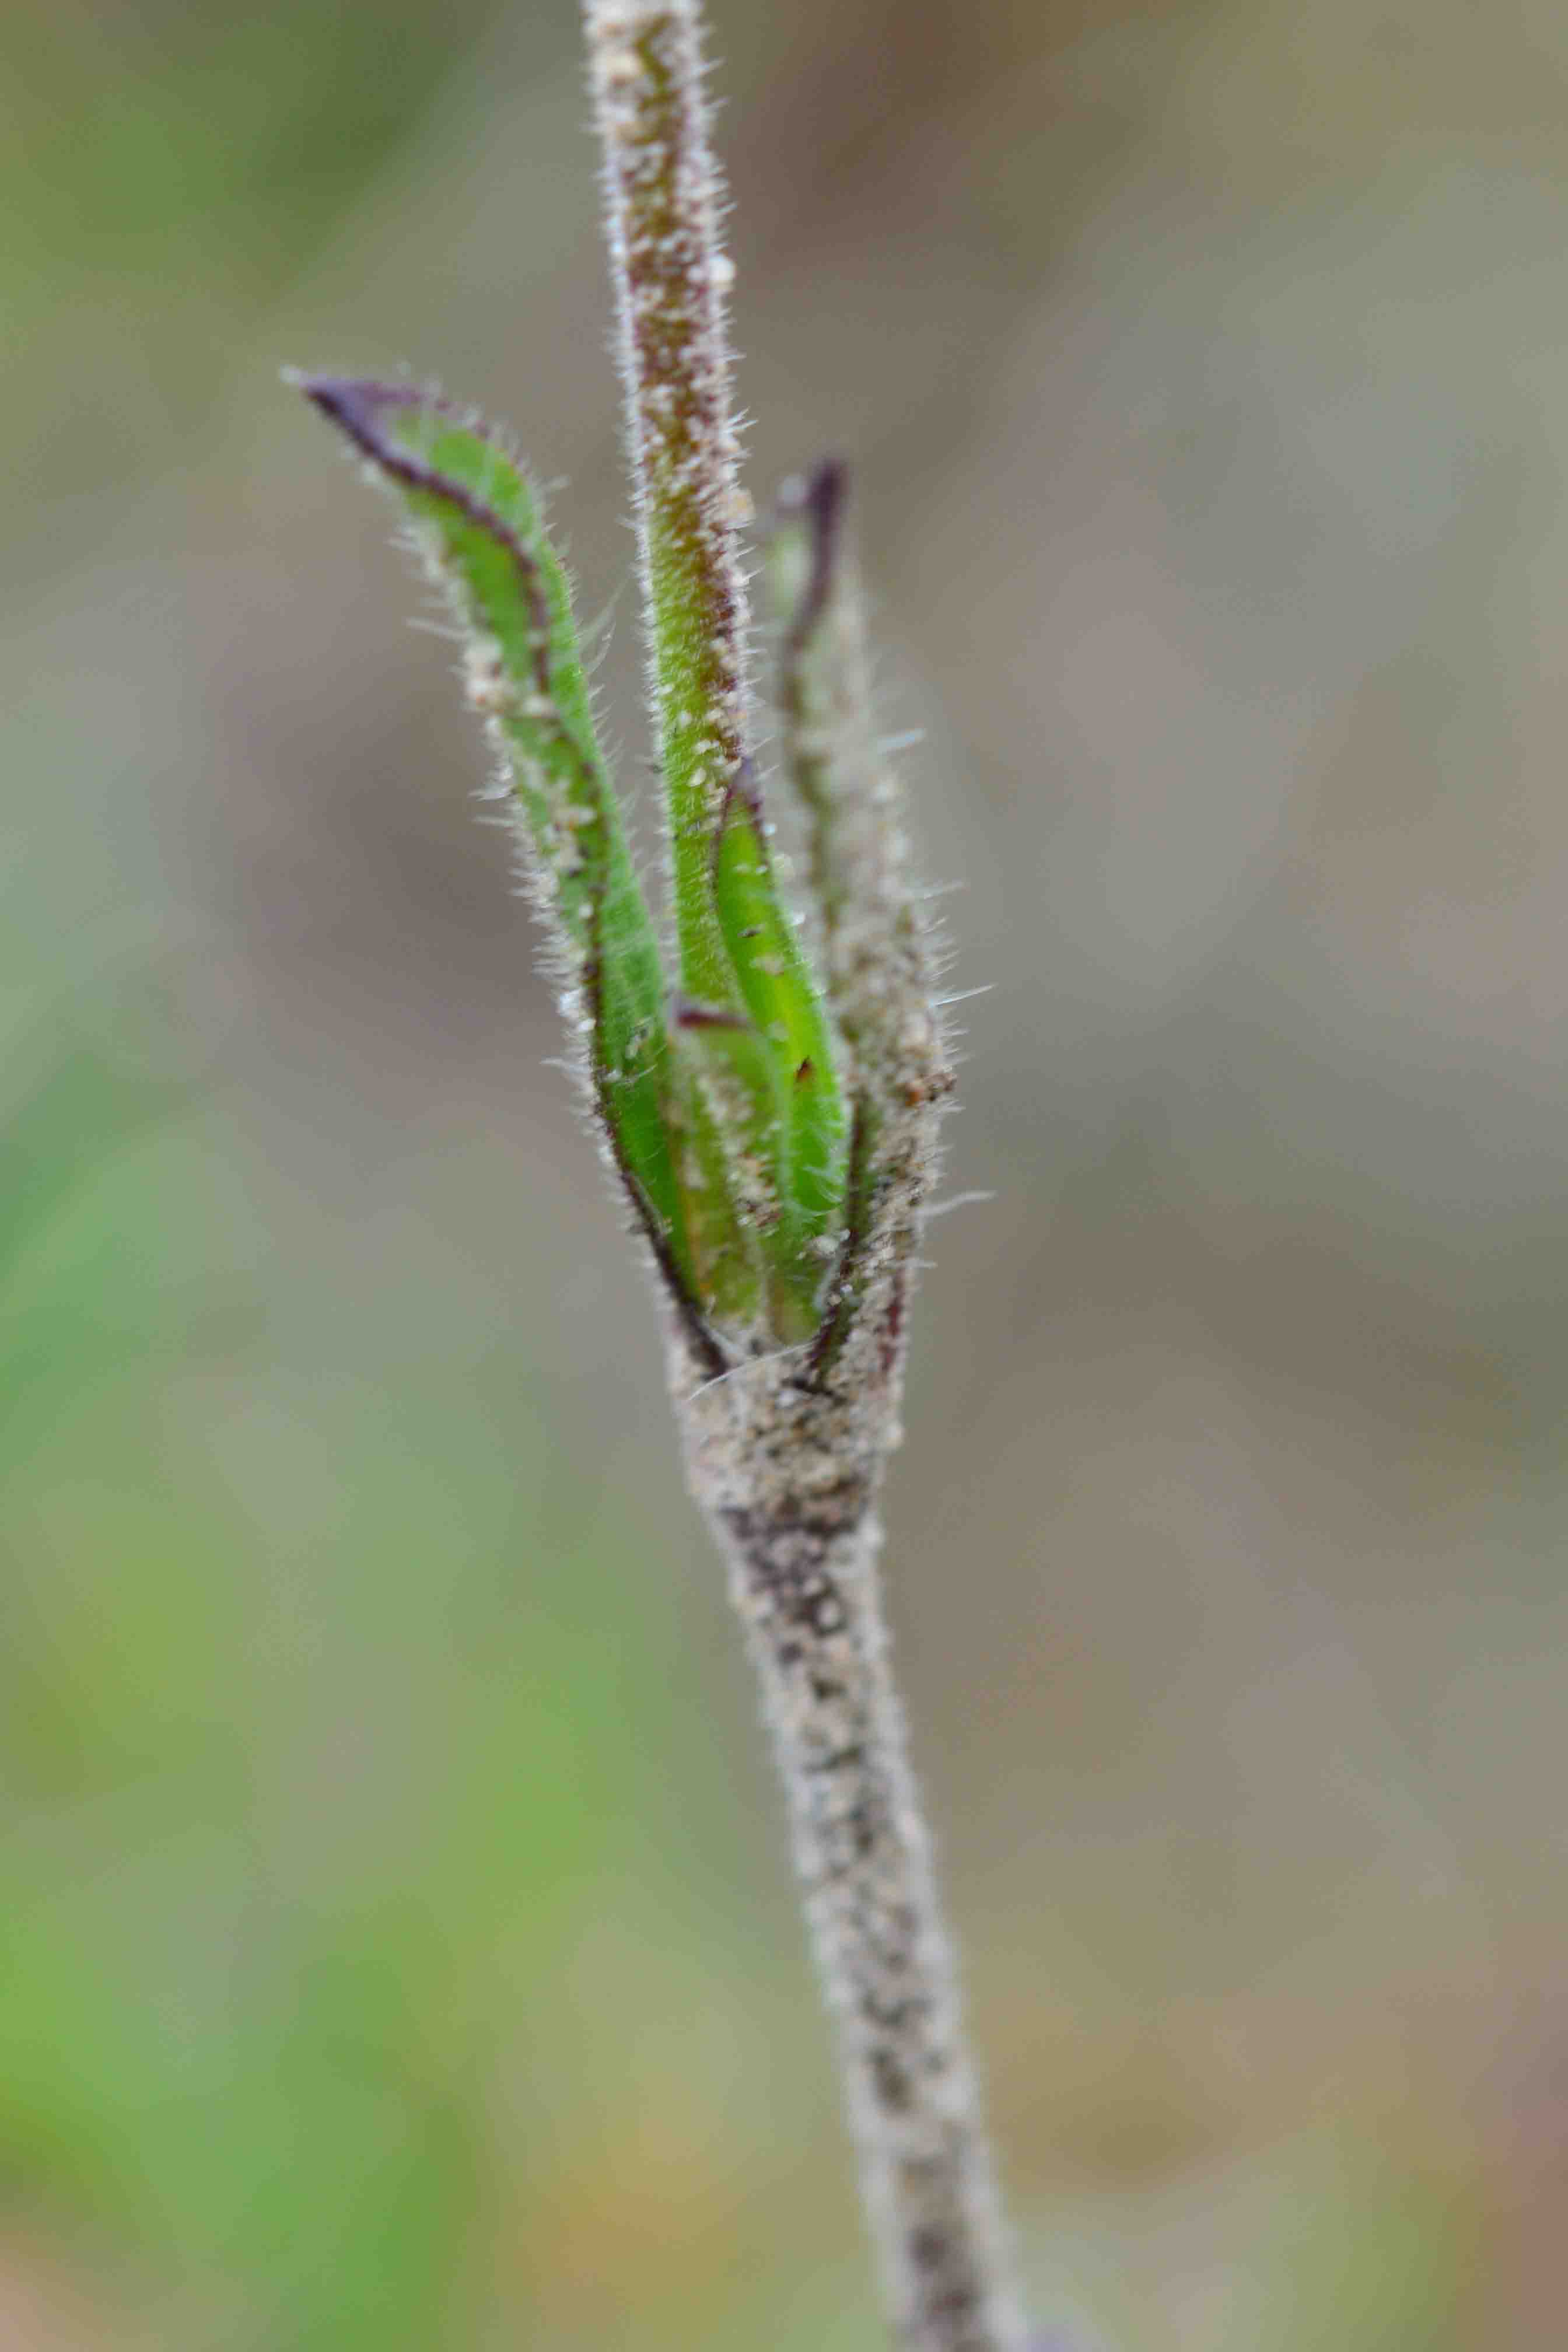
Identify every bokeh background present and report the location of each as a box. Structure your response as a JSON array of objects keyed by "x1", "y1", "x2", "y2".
[{"x1": 5, "y1": 0, "x2": 1567, "y2": 2343}]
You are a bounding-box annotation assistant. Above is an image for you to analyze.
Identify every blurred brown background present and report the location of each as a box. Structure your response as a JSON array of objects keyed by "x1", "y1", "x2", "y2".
[{"x1": 4, "y1": 0, "x2": 1567, "y2": 2344}]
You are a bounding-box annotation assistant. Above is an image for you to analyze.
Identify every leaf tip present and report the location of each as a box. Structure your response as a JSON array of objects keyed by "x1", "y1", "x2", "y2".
[
  {"x1": 777, "y1": 454, "x2": 849, "y2": 530},
  {"x1": 290, "y1": 372, "x2": 416, "y2": 453},
  {"x1": 776, "y1": 457, "x2": 849, "y2": 654}
]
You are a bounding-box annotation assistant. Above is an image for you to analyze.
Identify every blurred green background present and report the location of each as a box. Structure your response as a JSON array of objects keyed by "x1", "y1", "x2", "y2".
[{"x1": 5, "y1": 0, "x2": 1567, "y2": 2343}]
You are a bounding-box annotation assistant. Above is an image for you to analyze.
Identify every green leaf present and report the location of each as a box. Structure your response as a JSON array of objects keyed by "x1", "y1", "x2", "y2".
[
  {"x1": 711, "y1": 767, "x2": 846, "y2": 1310},
  {"x1": 294, "y1": 377, "x2": 716, "y2": 1355},
  {"x1": 765, "y1": 460, "x2": 954, "y2": 1371},
  {"x1": 766, "y1": 460, "x2": 949, "y2": 1131}
]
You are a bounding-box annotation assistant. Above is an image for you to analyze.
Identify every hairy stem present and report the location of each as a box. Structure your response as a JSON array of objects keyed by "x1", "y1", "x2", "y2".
[
  {"x1": 587, "y1": 9, "x2": 1023, "y2": 2340},
  {"x1": 586, "y1": 1, "x2": 846, "y2": 1309},
  {"x1": 674, "y1": 1347, "x2": 1028, "y2": 2352},
  {"x1": 585, "y1": 0, "x2": 751, "y2": 1006}
]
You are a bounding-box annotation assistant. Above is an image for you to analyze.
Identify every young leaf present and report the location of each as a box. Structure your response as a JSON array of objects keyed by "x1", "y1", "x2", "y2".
[
  {"x1": 769, "y1": 461, "x2": 951, "y2": 1123},
  {"x1": 768, "y1": 460, "x2": 954, "y2": 1374},
  {"x1": 293, "y1": 375, "x2": 721, "y2": 1365}
]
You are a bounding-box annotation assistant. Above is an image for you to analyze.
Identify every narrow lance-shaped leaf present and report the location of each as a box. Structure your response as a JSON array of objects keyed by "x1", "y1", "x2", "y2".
[
  {"x1": 770, "y1": 460, "x2": 951, "y2": 1116},
  {"x1": 294, "y1": 375, "x2": 723, "y2": 1366},
  {"x1": 768, "y1": 461, "x2": 954, "y2": 1375}
]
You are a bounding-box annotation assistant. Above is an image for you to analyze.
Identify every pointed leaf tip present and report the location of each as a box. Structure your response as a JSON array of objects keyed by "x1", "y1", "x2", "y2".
[
  {"x1": 293, "y1": 374, "x2": 433, "y2": 467},
  {"x1": 777, "y1": 454, "x2": 848, "y2": 530},
  {"x1": 778, "y1": 457, "x2": 849, "y2": 657}
]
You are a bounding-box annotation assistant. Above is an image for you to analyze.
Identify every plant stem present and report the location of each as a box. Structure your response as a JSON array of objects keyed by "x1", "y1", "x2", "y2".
[
  {"x1": 674, "y1": 1346, "x2": 1028, "y2": 2352},
  {"x1": 302, "y1": 8, "x2": 1028, "y2": 2340},
  {"x1": 587, "y1": 0, "x2": 849, "y2": 1321},
  {"x1": 586, "y1": 7, "x2": 1027, "y2": 2341},
  {"x1": 584, "y1": 0, "x2": 752, "y2": 1009}
]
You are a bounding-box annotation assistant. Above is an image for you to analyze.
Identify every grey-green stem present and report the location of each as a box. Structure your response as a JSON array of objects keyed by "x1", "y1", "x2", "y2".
[
  {"x1": 582, "y1": 7, "x2": 1028, "y2": 2331},
  {"x1": 671, "y1": 1337, "x2": 1028, "y2": 2352}
]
